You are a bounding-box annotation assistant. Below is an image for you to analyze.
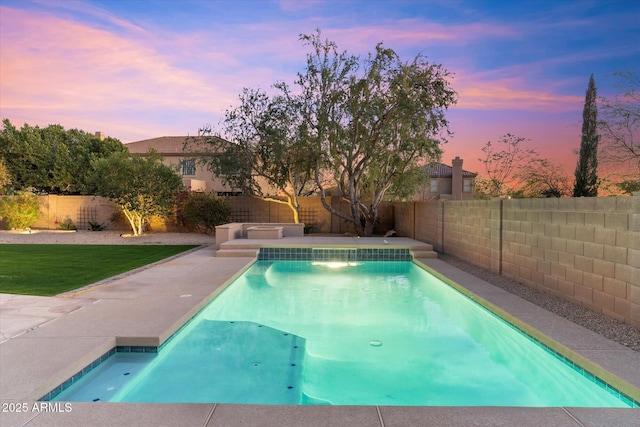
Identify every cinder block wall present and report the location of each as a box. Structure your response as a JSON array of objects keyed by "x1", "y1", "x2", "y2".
[
  {"x1": 501, "y1": 196, "x2": 639, "y2": 327},
  {"x1": 394, "y1": 203, "x2": 414, "y2": 238},
  {"x1": 395, "y1": 202, "x2": 441, "y2": 244},
  {"x1": 394, "y1": 196, "x2": 639, "y2": 328},
  {"x1": 226, "y1": 196, "x2": 394, "y2": 235},
  {"x1": 3, "y1": 195, "x2": 395, "y2": 235},
  {"x1": 33, "y1": 195, "x2": 125, "y2": 231},
  {"x1": 442, "y1": 200, "x2": 496, "y2": 273}
]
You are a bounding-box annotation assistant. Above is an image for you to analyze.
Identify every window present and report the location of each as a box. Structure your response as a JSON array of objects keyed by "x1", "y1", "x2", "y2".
[
  {"x1": 463, "y1": 178, "x2": 472, "y2": 192},
  {"x1": 182, "y1": 159, "x2": 196, "y2": 176},
  {"x1": 430, "y1": 179, "x2": 439, "y2": 192}
]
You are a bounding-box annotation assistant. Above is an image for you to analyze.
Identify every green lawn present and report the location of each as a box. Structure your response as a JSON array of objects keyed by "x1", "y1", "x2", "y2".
[{"x1": 0, "y1": 244, "x2": 198, "y2": 296}]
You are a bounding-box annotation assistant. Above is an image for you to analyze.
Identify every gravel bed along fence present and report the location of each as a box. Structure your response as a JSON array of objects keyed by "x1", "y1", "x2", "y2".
[{"x1": 438, "y1": 254, "x2": 640, "y2": 352}]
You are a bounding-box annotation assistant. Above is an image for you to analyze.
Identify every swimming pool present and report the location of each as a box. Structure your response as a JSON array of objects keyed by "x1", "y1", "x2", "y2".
[{"x1": 51, "y1": 258, "x2": 637, "y2": 406}]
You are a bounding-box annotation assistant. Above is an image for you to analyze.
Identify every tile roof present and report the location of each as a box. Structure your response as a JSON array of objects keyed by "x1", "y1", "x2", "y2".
[
  {"x1": 126, "y1": 136, "x2": 223, "y2": 155},
  {"x1": 426, "y1": 163, "x2": 477, "y2": 178}
]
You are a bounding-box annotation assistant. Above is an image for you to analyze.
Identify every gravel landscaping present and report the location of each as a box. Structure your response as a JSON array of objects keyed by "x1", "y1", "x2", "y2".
[{"x1": 439, "y1": 253, "x2": 640, "y2": 352}]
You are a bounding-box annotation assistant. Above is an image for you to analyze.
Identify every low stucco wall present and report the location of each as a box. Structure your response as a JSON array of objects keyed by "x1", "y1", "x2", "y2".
[
  {"x1": 30, "y1": 195, "x2": 124, "y2": 231},
  {"x1": 0, "y1": 195, "x2": 181, "y2": 232}
]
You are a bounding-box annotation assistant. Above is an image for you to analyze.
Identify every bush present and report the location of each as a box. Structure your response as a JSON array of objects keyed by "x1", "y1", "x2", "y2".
[
  {"x1": 0, "y1": 191, "x2": 41, "y2": 229},
  {"x1": 176, "y1": 191, "x2": 231, "y2": 234},
  {"x1": 56, "y1": 218, "x2": 77, "y2": 230},
  {"x1": 88, "y1": 221, "x2": 106, "y2": 231}
]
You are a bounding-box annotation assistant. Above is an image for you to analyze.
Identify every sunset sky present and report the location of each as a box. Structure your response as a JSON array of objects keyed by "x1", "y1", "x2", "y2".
[{"x1": 1, "y1": 0, "x2": 639, "y2": 175}]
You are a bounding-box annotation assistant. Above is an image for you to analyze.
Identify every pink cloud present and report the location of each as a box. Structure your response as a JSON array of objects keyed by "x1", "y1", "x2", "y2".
[
  {"x1": 442, "y1": 108, "x2": 581, "y2": 178},
  {"x1": 453, "y1": 73, "x2": 584, "y2": 112},
  {"x1": 0, "y1": 7, "x2": 234, "y2": 134}
]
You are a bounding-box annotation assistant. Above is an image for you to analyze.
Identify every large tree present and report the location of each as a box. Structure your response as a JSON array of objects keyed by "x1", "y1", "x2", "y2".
[
  {"x1": 573, "y1": 74, "x2": 600, "y2": 197},
  {"x1": 298, "y1": 31, "x2": 456, "y2": 236},
  {"x1": 0, "y1": 158, "x2": 10, "y2": 192},
  {"x1": 0, "y1": 119, "x2": 126, "y2": 194},
  {"x1": 188, "y1": 86, "x2": 317, "y2": 223},
  {"x1": 90, "y1": 151, "x2": 183, "y2": 236}
]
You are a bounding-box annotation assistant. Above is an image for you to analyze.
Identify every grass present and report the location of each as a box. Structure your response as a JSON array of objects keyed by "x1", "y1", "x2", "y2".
[{"x1": 0, "y1": 244, "x2": 198, "y2": 296}]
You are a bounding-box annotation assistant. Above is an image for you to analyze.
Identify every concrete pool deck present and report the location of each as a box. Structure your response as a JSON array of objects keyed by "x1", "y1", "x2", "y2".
[{"x1": 1, "y1": 236, "x2": 639, "y2": 426}]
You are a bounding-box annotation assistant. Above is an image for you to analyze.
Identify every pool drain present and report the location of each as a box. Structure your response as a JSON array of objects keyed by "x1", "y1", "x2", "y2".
[{"x1": 369, "y1": 340, "x2": 382, "y2": 347}]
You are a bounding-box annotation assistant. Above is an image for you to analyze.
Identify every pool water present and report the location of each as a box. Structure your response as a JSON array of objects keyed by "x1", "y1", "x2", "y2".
[{"x1": 53, "y1": 260, "x2": 634, "y2": 406}]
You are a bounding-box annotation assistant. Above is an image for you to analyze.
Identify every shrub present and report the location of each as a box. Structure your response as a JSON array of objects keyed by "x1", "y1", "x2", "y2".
[
  {"x1": 176, "y1": 191, "x2": 231, "y2": 234},
  {"x1": 88, "y1": 221, "x2": 106, "y2": 231},
  {"x1": 0, "y1": 191, "x2": 41, "y2": 229},
  {"x1": 57, "y1": 218, "x2": 77, "y2": 230}
]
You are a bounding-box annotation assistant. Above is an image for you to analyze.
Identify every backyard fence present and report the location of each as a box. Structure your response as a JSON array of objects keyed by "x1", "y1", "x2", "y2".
[
  {"x1": 2, "y1": 193, "x2": 637, "y2": 327},
  {"x1": 395, "y1": 196, "x2": 640, "y2": 328}
]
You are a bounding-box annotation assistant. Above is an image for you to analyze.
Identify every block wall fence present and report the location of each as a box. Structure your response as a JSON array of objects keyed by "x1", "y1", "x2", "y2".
[
  {"x1": 3, "y1": 194, "x2": 637, "y2": 327},
  {"x1": 0, "y1": 195, "x2": 394, "y2": 235},
  {"x1": 395, "y1": 196, "x2": 640, "y2": 328}
]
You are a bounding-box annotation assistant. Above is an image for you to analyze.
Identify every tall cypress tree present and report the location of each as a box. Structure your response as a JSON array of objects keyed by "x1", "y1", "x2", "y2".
[{"x1": 573, "y1": 74, "x2": 599, "y2": 197}]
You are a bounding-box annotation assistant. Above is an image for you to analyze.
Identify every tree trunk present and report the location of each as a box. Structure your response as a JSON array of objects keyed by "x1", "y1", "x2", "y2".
[
  {"x1": 363, "y1": 209, "x2": 377, "y2": 237},
  {"x1": 261, "y1": 195, "x2": 301, "y2": 224},
  {"x1": 122, "y1": 209, "x2": 143, "y2": 236}
]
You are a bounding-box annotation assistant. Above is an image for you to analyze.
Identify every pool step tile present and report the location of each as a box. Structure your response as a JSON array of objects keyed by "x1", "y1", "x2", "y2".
[
  {"x1": 412, "y1": 250, "x2": 438, "y2": 259},
  {"x1": 216, "y1": 249, "x2": 260, "y2": 257}
]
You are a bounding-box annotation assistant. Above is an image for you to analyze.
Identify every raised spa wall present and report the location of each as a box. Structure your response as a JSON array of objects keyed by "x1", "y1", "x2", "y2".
[{"x1": 214, "y1": 222, "x2": 305, "y2": 249}]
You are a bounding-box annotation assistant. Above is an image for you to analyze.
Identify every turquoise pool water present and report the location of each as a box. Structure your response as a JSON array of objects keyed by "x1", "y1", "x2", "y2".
[{"x1": 53, "y1": 260, "x2": 635, "y2": 406}]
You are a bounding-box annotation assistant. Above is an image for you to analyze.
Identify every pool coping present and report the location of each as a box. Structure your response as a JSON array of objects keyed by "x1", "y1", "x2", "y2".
[{"x1": 1, "y1": 241, "x2": 640, "y2": 426}]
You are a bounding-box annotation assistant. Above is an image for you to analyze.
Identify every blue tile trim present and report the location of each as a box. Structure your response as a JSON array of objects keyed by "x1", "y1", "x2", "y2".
[
  {"x1": 497, "y1": 311, "x2": 640, "y2": 408},
  {"x1": 39, "y1": 346, "x2": 158, "y2": 401},
  {"x1": 257, "y1": 247, "x2": 412, "y2": 261}
]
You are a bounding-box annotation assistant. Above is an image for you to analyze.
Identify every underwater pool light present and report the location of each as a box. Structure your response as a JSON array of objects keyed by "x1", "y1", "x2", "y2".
[{"x1": 311, "y1": 261, "x2": 360, "y2": 269}]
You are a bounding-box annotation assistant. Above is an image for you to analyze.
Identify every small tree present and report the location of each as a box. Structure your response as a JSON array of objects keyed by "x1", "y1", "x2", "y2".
[
  {"x1": 598, "y1": 71, "x2": 639, "y2": 194},
  {"x1": 188, "y1": 86, "x2": 317, "y2": 223},
  {"x1": 90, "y1": 151, "x2": 183, "y2": 236},
  {"x1": 519, "y1": 159, "x2": 572, "y2": 198},
  {"x1": 0, "y1": 191, "x2": 40, "y2": 229},
  {"x1": 573, "y1": 74, "x2": 600, "y2": 197},
  {"x1": 176, "y1": 191, "x2": 232, "y2": 234},
  {"x1": 478, "y1": 134, "x2": 539, "y2": 198}
]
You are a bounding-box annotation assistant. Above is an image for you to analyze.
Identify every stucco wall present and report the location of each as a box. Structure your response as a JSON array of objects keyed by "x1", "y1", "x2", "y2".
[
  {"x1": 394, "y1": 196, "x2": 640, "y2": 328},
  {"x1": 1, "y1": 195, "x2": 180, "y2": 232},
  {"x1": 33, "y1": 195, "x2": 125, "y2": 231},
  {"x1": 2, "y1": 195, "x2": 395, "y2": 236}
]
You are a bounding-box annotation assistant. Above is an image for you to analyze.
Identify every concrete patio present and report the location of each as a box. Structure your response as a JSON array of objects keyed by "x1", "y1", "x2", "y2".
[{"x1": 1, "y1": 236, "x2": 639, "y2": 426}]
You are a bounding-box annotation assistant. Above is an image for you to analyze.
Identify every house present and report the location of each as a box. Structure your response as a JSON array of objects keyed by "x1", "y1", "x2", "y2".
[
  {"x1": 415, "y1": 156, "x2": 477, "y2": 201},
  {"x1": 126, "y1": 136, "x2": 280, "y2": 196},
  {"x1": 126, "y1": 136, "x2": 241, "y2": 195}
]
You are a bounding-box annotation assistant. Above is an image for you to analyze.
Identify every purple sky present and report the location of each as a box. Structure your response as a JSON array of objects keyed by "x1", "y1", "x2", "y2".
[{"x1": 1, "y1": 0, "x2": 638, "y2": 175}]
